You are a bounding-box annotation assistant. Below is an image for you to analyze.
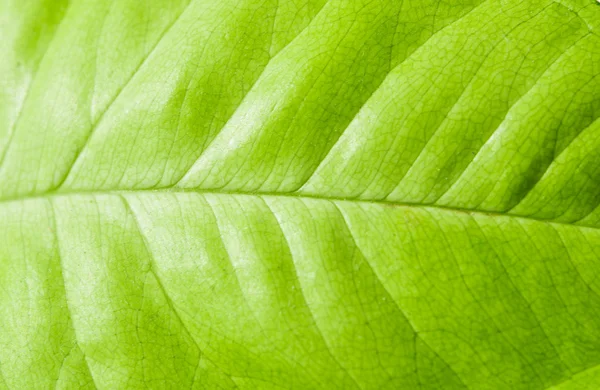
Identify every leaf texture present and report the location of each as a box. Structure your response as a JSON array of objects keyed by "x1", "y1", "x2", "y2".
[{"x1": 0, "y1": 0, "x2": 599, "y2": 389}]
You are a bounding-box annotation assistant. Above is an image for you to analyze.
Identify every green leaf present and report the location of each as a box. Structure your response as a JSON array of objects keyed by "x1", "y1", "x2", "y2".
[{"x1": 1, "y1": 0, "x2": 599, "y2": 388}]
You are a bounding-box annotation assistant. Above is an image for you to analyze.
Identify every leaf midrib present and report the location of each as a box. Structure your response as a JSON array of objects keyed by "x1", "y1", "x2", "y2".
[{"x1": 0, "y1": 187, "x2": 595, "y2": 231}]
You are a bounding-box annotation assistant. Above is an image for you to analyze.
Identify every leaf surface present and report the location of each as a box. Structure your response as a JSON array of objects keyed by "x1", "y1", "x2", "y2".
[{"x1": 1, "y1": 0, "x2": 600, "y2": 389}]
